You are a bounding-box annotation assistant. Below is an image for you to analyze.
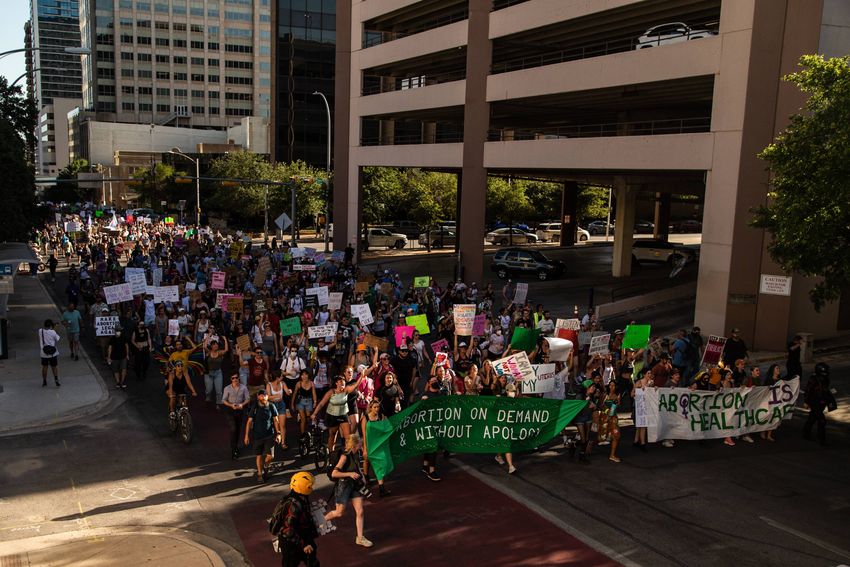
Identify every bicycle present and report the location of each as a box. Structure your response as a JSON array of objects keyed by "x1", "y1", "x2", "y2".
[
  {"x1": 301, "y1": 420, "x2": 329, "y2": 472},
  {"x1": 168, "y1": 394, "x2": 194, "y2": 444}
]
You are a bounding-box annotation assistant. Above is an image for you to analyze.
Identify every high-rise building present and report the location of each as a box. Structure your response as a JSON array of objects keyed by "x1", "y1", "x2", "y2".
[
  {"x1": 77, "y1": 0, "x2": 272, "y2": 131},
  {"x1": 272, "y1": 0, "x2": 335, "y2": 167},
  {"x1": 28, "y1": 0, "x2": 85, "y2": 175}
]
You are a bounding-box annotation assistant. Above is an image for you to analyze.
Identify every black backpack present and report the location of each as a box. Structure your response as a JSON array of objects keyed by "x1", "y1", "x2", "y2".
[{"x1": 268, "y1": 496, "x2": 292, "y2": 536}]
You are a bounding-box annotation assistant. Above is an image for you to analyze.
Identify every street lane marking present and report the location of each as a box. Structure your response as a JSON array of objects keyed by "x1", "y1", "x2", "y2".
[{"x1": 760, "y1": 516, "x2": 850, "y2": 561}]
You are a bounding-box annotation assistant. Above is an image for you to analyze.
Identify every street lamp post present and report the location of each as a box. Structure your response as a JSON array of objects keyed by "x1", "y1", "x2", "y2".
[
  {"x1": 168, "y1": 148, "x2": 200, "y2": 227},
  {"x1": 0, "y1": 46, "x2": 91, "y2": 60},
  {"x1": 312, "y1": 91, "x2": 331, "y2": 252}
]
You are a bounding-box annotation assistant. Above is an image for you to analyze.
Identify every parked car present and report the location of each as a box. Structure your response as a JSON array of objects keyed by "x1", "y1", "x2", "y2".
[
  {"x1": 485, "y1": 227, "x2": 539, "y2": 245},
  {"x1": 391, "y1": 220, "x2": 422, "y2": 239},
  {"x1": 669, "y1": 219, "x2": 702, "y2": 233},
  {"x1": 587, "y1": 220, "x2": 614, "y2": 235},
  {"x1": 490, "y1": 221, "x2": 531, "y2": 232},
  {"x1": 418, "y1": 229, "x2": 457, "y2": 248},
  {"x1": 631, "y1": 239, "x2": 696, "y2": 265},
  {"x1": 535, "y1": 222, "x2": 589, "y2": 243},
  {"x1": 490, "y1": 248, "x2": 566, "y2": 281},
  {"x1": 363, "y1": 227, "x2": 407, "y2": 249},
  {"x1": 634, "y1": 220, "x2": 655, "y2": 234},
  {"x1": 635, "y1": 22, "x2": 718, "y2": 49}
]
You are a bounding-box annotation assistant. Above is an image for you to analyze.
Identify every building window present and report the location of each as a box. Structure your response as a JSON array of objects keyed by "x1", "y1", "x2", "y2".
[
  {"x1": 191, "y1": 40, "x2": 204, "y2": 49},
  {"x1": 155, "y1": 21, "x2": 168, "y2": 30},
  {"x1": 156, "y1": 71, "x2": 170, "y2": 80},
  {"x1": 191, "y1": 90, "x2": 204, "y2": 98},
  {"x1": 97, "y1": 67, "x2": 115, "y2": 78},
  {"x1": 173, "y1": 22, "x2": 186, "y2": 32},
  {"x1": 174, "y1": 56, "x2": 187, "y2": 64},
  {"x1": 121, "y1": 34, "x2": 134, "y2": 44},
  {"x1": 138, "y1": 86, "x2": 152, "y2": 94},
  {"x1": 207, "y1": 42, "x2": 219, "y2": 50},
  {"x1": 156, "y1": 54, "x2": 169, "y2": 63},
  {"x1": 96, "y1": 34, "x2": 114, "y2": 45},
  {"x1": 224, "y1": 11, "x2": 251, "y2": 21},
  {"x1": 225, "y1": 76, "x2": 252, "y2": 85},
  {"x1": 174, "y1": 72, "x2": 188, "y2": 81},
  {"x1": 208, "y1": 8, "x2": 219, "y2": 17},
  {"x1": 120, "y1": 51, "x2": 133, "y2": 60},
  {"x1": 208, "y1": 74, "x2": 219, "y2": 82},
  {"x1": 137, "y1": 52, "x2": 152, "y2": 61},
  {"x1": 226, "y1": 107, "x2": 250, "y2": 116},
  {"x1": 137, "y1": 19, "x2": 151, "y2": 28},
  {"x1": 225, "y1": 92, "x2": 252, "y2": 101},
  {"x1": 225, "y1": 60, "x2": 253, "y2": 69},
  {"x1": 138, "y1": 69, "x2": 152, "y2": 78},
  {"x1": 174, "y1": 39, "x2": 187, "y2": 48},
  {"x1": 97, "y1": 50, "x2": 115, "y2": 62},
  {"x1": 122, "y1": 85, "x2": 135, "y2": 94},
  {"x1": 122, "y1": 101, "x2": 135, "y2": 111},
  {"x1": 155, "y1": 37, "x2": 169, "y2": 46},
  {"x1": 139, "y1": 103, "x2": 152, "y2": 111},
  {"x1": 191, "y1": 57, "x2": 204, "y2": 65},
  {"x1": 224, "y1": 28, "x2": 251, "y2": 38},
  {"x1": 207, "y1": 58, "x2": 219, "y2": 66},
  {"x1": 121, "y1": 68, "x2": 135, "y2": 77},
  {"x1": 156, "y1": 87, "x2": 170, "y2": 95},
  {"x1": 156, "y1": 104, "x2": 170, "y2": 112},
  {"x1": 225, "y1": 44, "x2": 252, "y2": 53},
  {"x1": 190, "y1": 7, "x2": 203, "y2": 16},
  {"x1": 155, "y1": 3, "x2": 168, "y2": 13},
  {"x1": 209, "y1": 91, "x2": 219, "y2": 99},
  {"x1": 98, "y1": 84, "x2": 116, "y2": 96},
  {"x1": 190, "y1": 24, "x2": 204, "y2": 33},
  {"x1": 136, "y1": 2, "x2": 151, "y2": 9},
  {"x1": 97, "y1": 101, "x2": 117, "y2": 112},
  {"x1": 190, "y1": 73, "x2": 205, "y2": 81},
  {"x1": 174, "y1": 88, "x2": 187, "y2": 97},
  {"x1": 120, "y1": 17, "x2": 133, "y2": 28},
  {"x1": 192, "y1": 105, "x2": 205, "y2": 114},
  {"x1": 209, "y1": 106, "x2": 219, "y2": 114},
  {"x1": 137, "y1": 36, "x2": 151, "y2": 45}
]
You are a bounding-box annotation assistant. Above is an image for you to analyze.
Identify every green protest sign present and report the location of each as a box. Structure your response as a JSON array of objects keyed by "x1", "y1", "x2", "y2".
[
  {"x1": 510, "y1": 327, "x2": 540, "y2": 352},
  {"x1": 279, "y1": 316, "x2": 302, "y2": 336},
  {"x1": 622, "y1": 324, "x2": 651, "y2": 350},
  {"x1": 366, "y1": 396, "x2": 586, "y2": 480},
  {"x1": 414, "y1": 276, "x2": 430, "y2": 288},
  {"x1": 406, "y1": 314, "x2": 430, "y2": 335},
  {"x1": 95, "y1": 210, "x2": 103, "y2": 218}
]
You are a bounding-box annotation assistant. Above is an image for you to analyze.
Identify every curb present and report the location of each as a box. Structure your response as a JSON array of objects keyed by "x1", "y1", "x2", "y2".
[{"x1": 0, "y1": 525, "x2": 249, "y2": 567}]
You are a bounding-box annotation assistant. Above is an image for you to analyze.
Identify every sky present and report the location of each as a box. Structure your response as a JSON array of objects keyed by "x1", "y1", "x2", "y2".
[{"x1": 0, "y1": 1, "x2": 34, "y2": 92}]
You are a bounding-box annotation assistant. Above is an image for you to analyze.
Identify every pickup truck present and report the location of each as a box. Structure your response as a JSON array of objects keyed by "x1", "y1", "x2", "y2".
[{"x1": 362, "y1": 228, "x2": 408, "y2": 250}]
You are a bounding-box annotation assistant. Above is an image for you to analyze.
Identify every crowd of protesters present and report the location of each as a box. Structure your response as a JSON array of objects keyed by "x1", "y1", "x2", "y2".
[{"x1": 33, "y1": 206, "x2": 837, "y2": 557}]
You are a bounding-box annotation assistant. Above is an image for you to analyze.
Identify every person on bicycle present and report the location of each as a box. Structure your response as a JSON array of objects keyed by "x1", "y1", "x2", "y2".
[{"x1": 167, "y1": 361, "x2": 198, "y2": 415}]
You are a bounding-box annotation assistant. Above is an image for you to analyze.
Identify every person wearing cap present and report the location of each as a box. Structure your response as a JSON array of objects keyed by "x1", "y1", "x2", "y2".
[
  {"x1": 244, "y1": 388, "x2": 281, "y2": 483},
  {"x1": 723, "y1": 328, "x2": 748, "y2": 367},
  {"x1": 453, "y1": 334, "x2": 472, "y2": 377},
  {"x1": 391, "y1": 341, "x2": 419, "y2": 401},
  {"x1": 272, "y1": 471, "x2": 320, "y2": 566}
]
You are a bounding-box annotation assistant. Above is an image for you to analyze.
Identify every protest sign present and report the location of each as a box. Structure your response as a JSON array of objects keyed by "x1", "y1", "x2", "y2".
[
  {"x1": 168, "y1": 319, "x2": 180, "y2": 336},
  {"x1": 406, "y1": 314, "x2": 430, "y2": 335},
  {"x1": 185, "y1": 282, "x2": 196, "y2": 291},
  {"x1": 510, "y1": 327, "x2": 540, "y2": 352},
  {"x1": 306, "y1": 286, "x2": 329, "y2": 306},
  {"x1": 152, "y1": 267, "x2": 163, "y2": 287},
  {"x1": 645, "y1": 379, "x2": 800, "y2": 442},
  {"x1": 354, "y1": 281, "x2": 370, "y2": 294},
  {"x1": 363, "y1": 334, "x2": 388, "y2": 351},
  {"x1": 395, "y1": 325, "x2": 415, "y2": 347},
  {"x1": 104, "y1": 283, "x2": 133, "y2": 305},
  {"x1": 255, "y1": 299, "x2": 266, "y2": 313},
  {"x1": 308, "y1": 323, "x2": 338, "y2": 340},
  {"x1": 380, "y1": 282, "x2": 394, "y2": 297},
  {"x1": 453, "y1": 304, "x2": 476, "y2": 336},
  {"x1": 414, "y1": 276, "x2": 430, "y2": 288},
  {"x1": 126, "y1": 272, "x2": 147, "y2": 296},
  {"x1": 303, "y1": 294, "x2": 318, "y2": 310},
  {"x1": 472, "y1": 314, "x2": 487, "y2": 336},
  {"x1": 556, "y1": 329, "x2": 579, "y2": 346},
  {"x1": 514, "y1": 282, "x2": 528, "y2": 305},
  {"x1": 327, "y1": 292, "x2": 343, "y2": 311},
  {"x1": 622, "y1": 324, "x2": 651, "y2": 350},
  {"x1": 589, "y1": 334, "x2": 611, "y2": 356},
  {"x1": 634, "y1": 388, "x2": 649, "y2": 428},
  {"x1": 331, "y1": 250, "x2": 345, "y2": 262},
  {"x1": 544, "y1": 336, "x2": 573, "y2": 362},
  {"x1": 351, "y1": 304, "x2": 374, "y2": 326},
  {"x1": 525, "y1": 364, "x2": 556, "y2": 394},
  {"x1": 124, "y1": 267, "x2": 145, "y2": 283},
  {"x1": 556, "y1": 318, "x2": 581, "y2": 332},
  {"x1": 648, "y1": 339, "x2": 667, "y2": 359},
  {"x1": 293, "y1": 264, "x2": 316, "y2": 271},
  {"x1": 366, "y1": 396, "x2": 587, "y2": 480},
  {"x1": 215, "y1": 293, "x2": 232, "y2": 311},
  {"x1": 430, "y1": 338, "x2": 449, "y2": 354},
  {"x1": 492, "y1": 352, "x2": 535, "y2": 383},
  {"x1": 211, "y1": 271, "x2": 226, "y2": 290},
  {"x1": 236, "y1": 334, "x2": 251, "y2": 352},
  {"x1": 227, "y1": 296, "x2": 244, "y2": 313},
  {"x1": 253, "y1": 267, "x2": 268, "y2": 288},
  {"x1": 95, "y1": 316, "x2": 120, "y2": 336},
  {"x1": 158, "y1": 285, "x2": 179, "y2": 302},
  {"x1": 280, "y1": 317, "x2": 302, "y2": 336},
  {"x1": 701, "y1": 335, "x2": 727, "y2": 366}
]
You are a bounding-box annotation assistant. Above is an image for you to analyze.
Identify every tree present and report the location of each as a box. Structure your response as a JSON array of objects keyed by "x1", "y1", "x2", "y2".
[
  {"x1": 486, "y1": 177, "x2": 533, "y2": 223},
  {"x1": 577, "y1": 185, "x2": 610, "y2": 222},
  {"x1": 0, "y1": 117, "x2": 36, "y2": 241},
  {"x1": 45, "y1": 159, "x2": 95, "y2": 203},
  {"x1": 0, "y1": 76, "x2": 37, "y2": 164},
  {"x1": 132, "y1": 163, "x2": 182, "y2": 210},
  {"x1": 752, "y1": 55, "x2": 850, "y2": 310}
]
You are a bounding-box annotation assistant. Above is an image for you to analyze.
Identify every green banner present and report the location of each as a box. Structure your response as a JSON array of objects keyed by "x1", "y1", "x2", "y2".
[
  {"x1": 510, "y1": 327, "x2": 540, "y2": 352},
  {"x1": 280, "y1": 316, "x2": 302, "y2": 336},
  {"x1": 365, "y1": 395, "x2": 587, "y2": 480}
]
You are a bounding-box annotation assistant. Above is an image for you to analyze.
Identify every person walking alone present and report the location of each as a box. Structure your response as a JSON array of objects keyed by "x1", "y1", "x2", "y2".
[{"x1": 39, "y1": 319, "x2": 61, "y2": 387}]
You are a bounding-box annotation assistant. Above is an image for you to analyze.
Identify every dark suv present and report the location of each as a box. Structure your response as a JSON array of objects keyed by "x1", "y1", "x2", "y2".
[{"x1": 490, "y1": 248, "x2": 566, "y2": 281}]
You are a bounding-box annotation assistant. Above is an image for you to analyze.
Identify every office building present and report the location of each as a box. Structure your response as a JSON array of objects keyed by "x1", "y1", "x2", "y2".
[{"x1": 333, "y1": 0, "x2": 850, "y2": 349}]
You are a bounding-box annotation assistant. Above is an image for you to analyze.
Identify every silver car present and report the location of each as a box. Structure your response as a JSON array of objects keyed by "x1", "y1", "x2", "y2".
[
  {"x1": 635, "y1": 22, "x2": 717, "y2": 49},
  {"x1": 485, "y1": 227, "x2": 539, "y2": 246}
]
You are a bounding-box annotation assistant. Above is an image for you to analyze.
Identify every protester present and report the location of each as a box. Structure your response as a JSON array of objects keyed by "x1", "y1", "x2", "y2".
[
  {"x1": 271, "y1": 471, "x2": 320, "y2": 567},
  {"x1": 803, "y1": 362, "x2": 837, "y2": 446},
  {"x1": 106, "y1": 328, "x2": 130, "y2": 390},
  {"x1": 222, "y1": 374, "x2": 250, "y2": 459},
  {"x1": 39, "y1": 319, "x2": 61, "y2": 387},
  {"x1": 324, "y1": 434, "x2": 374, "y2": 548},
  {"x1": 244, "y1": 389, "x2": 282, "y2": 483}
]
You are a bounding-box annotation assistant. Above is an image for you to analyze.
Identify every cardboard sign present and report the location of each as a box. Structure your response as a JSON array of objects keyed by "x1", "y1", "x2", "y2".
[
  {"x1": 253, "y1": 267, "x2": 268, "y2": 288},
  {"x1": 472, "y1": 314, "x2": 487, "y2": 336},
  {"x1": 327, "y1": 292, "x2": 343, "y2": 311},
  {"x1": 95, "y1": 316, "x2": 120, "y2": 336},
  {"x1": 306, "y1": 286, "x2": 329, "y2": 306},
  {"x1": 492, "y1": 352, "x2": 534, "y2": 383},
  {"x1": 363, "y1": 334, "x2": 388, "y2": 351},
  {"x1": 525, "y1": 364, "x2": 556, "y2": 394},
  {"x1": 308, "y1": 322, "x2": 338, "y2": 340},
  {"x1": 151, "y1": 267, "x2": 163, "y2": 287},
  {"x1": 544, "y1": 336, "x2": 574, "y2": 362},
  {"x1": 227, "y1": 296, "x2": 244, "y2": 313},
  {"x1": 406, "y1": 314, "x2": 430, "y2": 335},
  {"x1": 351, "y1": 303, "x2": 374, "y2": 326},
  {"x1": 380, "y1": 282, "x2": 394, "y2": 297},
  {"x1": 556, "y1": 318, "x2": 581, "y2": 332},
  {"x1": 185, "y1": 282, "x2": 196, "y2": 291},
  {"x1": 211, "y1": 271, "x2": 226, "y2": 290},
  {"x1": 168, "y1": 319, "x2": 180, "y2": 336},
  {"x1": 236, "y1": 334, "x2": 251, "y2": 352},
  {"x1": 622, "y1": 324, "x2": 651, "y2": 350},
  {"x1": 589, "y1": 334, "x2": 611, "y2": 356},
  {"x1": 701, "y1": 335, "x2": 727, "y2": 366},
  {"x1": 514, "y1": 282, "x2": 528, "y2": 305},
  {"x1": 414, "y1": 276, "x2": 430, "y2": 288},
  {"x1": 104, "y1": 283, "x2": 133, "y2": 305},
  {"x1": 430, "y1": 338, "x2": 449, "y2": 353},
  {"x1": 254, "y1": 299, "x2": 267, "y2": 313},
  {"x1": 355, "y1": 281, "x2": 370, "y2": 294},
  {"x1": 155, "y1": 285, "x2": 179, "y2": 303},
  {"x1": 280, "y1": 317, "x2": 302, "y2": 336},
  {"x1": 453, "y1": 304, "x2": 476, "y2": 336},
  {"x1": 395, "y1": 325, "x2": 415, "y2": 348},
  {"x1": 127, "y1": 272, "x2": 147, "y2": 296}
]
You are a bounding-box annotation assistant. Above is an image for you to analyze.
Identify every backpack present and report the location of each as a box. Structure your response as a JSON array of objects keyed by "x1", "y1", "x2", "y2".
[
  {"x1": 268, "y1": 495, "x2": 294, "y2": 536},
  {"x1": 326, "y1": 448, "x2": 343, "y2": 483},
  {"x1": 684, "y1": 337, "x2": 699, "y2": 363}
]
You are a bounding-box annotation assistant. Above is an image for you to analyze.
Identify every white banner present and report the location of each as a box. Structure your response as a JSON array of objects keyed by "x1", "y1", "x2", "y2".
[
  {"x1": 492, "y1": 351, "x2": 534, "y2": 383},
  {"x1": 293, "y1": 264, "x2": 316, "y2": 271},
  {"x1": 306, "y1": 285, "x2": 329, "y2": 306},
  {"x1": 525, "y1": 363, "x2": 556, "y2": 394},
  {"x1": 104, "y1": 283, "x2": 133, "y2": 305},
  {"x1": 514, "y1": 282, "x2": 528, "y2": 305},
  {"x1": 95, "y1": 316, "x2": 120, "y2": 336},
  {"x1": 126, "y1": 272, "x2": 147, "y2": 296},
  {"x1": 544, "y1": 337, "x2": 573, "y2": 362},
  {"x1": 327, "y1": 292, "x2": 343, "y2": 311},
  {"x1": 308, "y1": 322, "x2": 338, "y2": 340},
  {"x1": 589, "y1": 334, "x2": 611, "y2": 356},
  {"x1": 645, "y1": 379, "x2": 800, "y2": 442},
  {"x1": 351, "y1": 303, "x2": 374, "y2": 326},
  {"x1": 453, "y1": 304, "x2": 476, "y2": 336}
]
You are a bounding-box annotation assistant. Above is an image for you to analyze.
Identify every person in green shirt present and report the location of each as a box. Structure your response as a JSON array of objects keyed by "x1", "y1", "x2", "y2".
[{"x1": 61, "y1": 303, "x2": 83, "y2": 361}]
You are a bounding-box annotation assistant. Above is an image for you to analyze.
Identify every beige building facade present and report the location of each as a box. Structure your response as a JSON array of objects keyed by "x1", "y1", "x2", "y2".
[{"x1": 333, "y1": 0, "x2": 850, "y2": 350}]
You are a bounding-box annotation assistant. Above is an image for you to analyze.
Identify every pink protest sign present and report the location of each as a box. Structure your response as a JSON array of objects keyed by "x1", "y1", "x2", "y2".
[
  {"x1": 395, "y1": 326, "x2": 415, "y2": 348},
  {"x1": 430, "y1": 338, "x2": 449, "y2": 354},
  {"x1": 211, "y1": 271, "x2": 226, "y2": 290},
  {"x1": 472, "y1": 314, "x2": 487, "y2": 336}
]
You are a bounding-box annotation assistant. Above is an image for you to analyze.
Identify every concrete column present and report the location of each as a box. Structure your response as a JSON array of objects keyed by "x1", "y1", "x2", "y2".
[
  {"x1": 653, "y1": 192, "x2": 671, "y2": 241},
  {"x1": 379, "y1": 120, "x2": 394, "y2": 145},
  {"x1": 457, "y1": 0, "x2": 493, "y2": 284},
  {"x1": 422, "y1": 122, "x2": 437, "y2": 144},
  {"x1": 332, "y1": 0, "x2": 354, "y2": 253},
  {"x1": 612, "y1": 177, "x2": 636, "y2": 277},
  {"x1": 559, "y1": 181, "x2": 578, "y2": 246}
]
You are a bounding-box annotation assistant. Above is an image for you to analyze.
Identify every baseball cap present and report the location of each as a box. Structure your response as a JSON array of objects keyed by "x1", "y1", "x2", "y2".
[
  {"x1": 581, "y1": 379, "x2": 594, "y2": 389},
  {"x1": 458, "y1": 342, "x2": 468, "y2": 348},
  {"x1": 399, "y1": 344, "x2": 408, "y2": 351},
  {"x1": 257, "y1": 388, "x2": 266, "y2": 395},
  {"x1": 356, "y1": 364, "x2": 368, "y2": 374},
  {"x1": 356, "y1": 344, "x2": 367, "y2": 352}
]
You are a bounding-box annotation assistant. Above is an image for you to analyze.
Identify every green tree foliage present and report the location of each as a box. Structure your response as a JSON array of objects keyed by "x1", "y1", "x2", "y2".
[
  {"x1": 46, "y1": 159, "x2": 94, "y2": 202},
  {"x1": 0, "y1": 76, "x2": 37, "y2": 162},
  {"x1": 0, "y1": 117, "x2": 36, "y2": 241},
  {"x1": 132, "y1": 163, "x2": 181, "y2": 210},
  {"x1": 577, "y1": 185, "x2": 610, "y2": 221},
  {"x1": 752, "y1": 55, "x2": 850, "y2": 310},
  {"x1": 361, "y1": 167, "x2": 456, "y2": 225},
  {"x1": 486, "y1": 178, "x2": 534, "y2": 222}
]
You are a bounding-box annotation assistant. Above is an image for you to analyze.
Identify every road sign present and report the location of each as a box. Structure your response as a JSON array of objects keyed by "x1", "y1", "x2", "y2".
[
  {"x1": 275, "y1": 212, "x2": 292, "y2": 231},
  {"x1": 0, "y1": 265, "x2": 13, "y2": 276}
]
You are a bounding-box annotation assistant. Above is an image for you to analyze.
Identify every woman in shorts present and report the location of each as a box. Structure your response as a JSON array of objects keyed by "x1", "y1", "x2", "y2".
[
  {"x1": 291, "y1": 369, "x2": 317, "y2": 435},
  {"x1": 324, "y1": 434, "x2": 373, "y2": 548},
  {"x1": 312, "y1": 373, "x2": 363, "y2": 453}
]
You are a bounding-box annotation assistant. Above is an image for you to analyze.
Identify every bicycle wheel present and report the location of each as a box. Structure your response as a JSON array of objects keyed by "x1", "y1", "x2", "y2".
[
  {"x1": 168, "y1": 413, "x2": 178, "y2": 433},
  {"x1": 314, "y1": 445, "x2": 329, "y2": 472},
  {"x1": 179, "y1": 411, "x2": 194, "y2": 444},
  {"x1": 298, "y1": 433, "x2": 310, "y2": 458}
]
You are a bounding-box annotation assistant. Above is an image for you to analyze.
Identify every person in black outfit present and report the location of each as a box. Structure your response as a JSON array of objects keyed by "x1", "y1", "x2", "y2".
[
  {"x1": 786, "y1": 335, "x2": 803, "y2": 378},
  {"x1": 273, "y1": 471, "x2": 319, "y2": 567},
  {"x1": 391, "y1": 343, "x2": 418, "y2": 396},
  {"x1": 803, "y1": 362, "x2": 837, "y2": 446},
  {"x1": 722, "y1": 328, "x2": 748, "y2": 366}
]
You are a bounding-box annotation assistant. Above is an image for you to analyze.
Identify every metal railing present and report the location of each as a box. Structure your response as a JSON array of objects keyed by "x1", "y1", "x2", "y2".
[
  {"x1": 360, "y1": 131, "x2": 464, "y2": 146},
  {"x1": 362, "y1": 10, "x2": 469, "y2": 48},
  {"x1": 487, "y1": 117, "x2": 711, "y2": 142},
  {"x1": 361, "y1": 71, "x2": 466, "y2": 96},
  {"x1": 491, "y1": 37, "x2": 636, "y2": 74}
]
